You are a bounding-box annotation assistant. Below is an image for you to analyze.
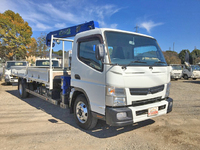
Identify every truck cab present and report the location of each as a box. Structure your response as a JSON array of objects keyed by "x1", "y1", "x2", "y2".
[
  {"x1": 69, "y1": 28, "x2": 172, "y2": 128},
  {"x1": 191, "y1": 65, "x2": 200, "y2": 80}
]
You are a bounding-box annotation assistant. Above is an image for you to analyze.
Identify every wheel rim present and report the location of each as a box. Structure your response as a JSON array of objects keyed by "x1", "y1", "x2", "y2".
[
  {"x1": 19, "y1": 83, "x2": 23, "y2": 96},
  {"x1": 76, "y1": 101, "x2": 88, "y2": 123}
]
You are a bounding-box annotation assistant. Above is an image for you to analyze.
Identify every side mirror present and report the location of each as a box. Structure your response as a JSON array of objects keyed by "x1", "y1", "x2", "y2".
[{"x1": 95, "y1": 44, "x2": 105, "y2": 60}]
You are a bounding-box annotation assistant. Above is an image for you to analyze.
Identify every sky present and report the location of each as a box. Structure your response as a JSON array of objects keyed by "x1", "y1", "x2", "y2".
[{"x1": 0, "y1": 0, "x2": 200, "y2": 53}]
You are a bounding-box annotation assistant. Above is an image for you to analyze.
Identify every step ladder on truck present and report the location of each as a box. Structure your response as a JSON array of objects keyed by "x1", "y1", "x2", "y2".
[{"x1": 17, "y1": 21, "x2": 173, "y2": 130}]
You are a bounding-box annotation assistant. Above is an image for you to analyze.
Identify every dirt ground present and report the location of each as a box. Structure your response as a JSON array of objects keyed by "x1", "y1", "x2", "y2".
[{"x1": 0, "y1": 79, "x2": 200, "y2": 150}]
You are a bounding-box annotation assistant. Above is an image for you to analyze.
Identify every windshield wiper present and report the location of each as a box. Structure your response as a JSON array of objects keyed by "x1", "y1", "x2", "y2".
[
  {"x1": 153, "y1": 61, "x2": 166, "y2": 65},
  {"x1": 103, "y1": 62, "x2": 119, "y2": 66},
  {"x1": 122, "y1": 60, "x2": 147, "y2": 69}
]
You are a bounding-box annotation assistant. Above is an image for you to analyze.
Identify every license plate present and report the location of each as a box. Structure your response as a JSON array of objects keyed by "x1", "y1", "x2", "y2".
[{"x1": 148, "y1": 107, "x2": 158, "y2": 116}]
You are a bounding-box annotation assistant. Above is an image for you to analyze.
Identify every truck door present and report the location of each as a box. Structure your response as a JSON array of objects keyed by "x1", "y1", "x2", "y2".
[{"x1": 72, "y1": 35, "x2": 105, "y2": 115}]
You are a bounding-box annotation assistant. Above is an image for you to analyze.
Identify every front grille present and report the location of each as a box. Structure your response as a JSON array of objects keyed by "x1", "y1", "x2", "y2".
[
  {"x1": 130, "y1": 85, "x2": 164, "y2": 95},
  {"x1": 174, "y1": 73, "x2": 180, "y2": 76},
  {"x1": 132, "y1": 96, "x2": 162, "y2": 106}
]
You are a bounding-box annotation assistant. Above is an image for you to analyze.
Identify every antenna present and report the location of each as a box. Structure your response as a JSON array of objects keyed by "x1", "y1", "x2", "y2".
[{"x1": 134, "y1": 24, "x2": 139, "y2": 33}]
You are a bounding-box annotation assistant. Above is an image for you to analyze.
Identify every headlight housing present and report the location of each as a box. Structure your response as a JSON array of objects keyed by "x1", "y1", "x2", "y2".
[
  {"x1": 4, "y1": 75, "x2": 9, "y2": 79},
  {"x1": 106, "y1": 86, "x2": 126, "y2": 106},
  {"x1": 165, "y1": 82, "x2": 171, "y2": 98}
]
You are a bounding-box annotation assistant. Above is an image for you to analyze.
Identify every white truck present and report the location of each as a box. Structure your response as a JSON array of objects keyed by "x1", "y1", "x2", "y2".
[
  {"x1": 170, "y1": 64, "x2": 182, "y2": 80},
  {"x1": 16, "y1": 21, "x2": 173, "y2": 130},
  {"x1": 182, "y1": 62, "x2": 200, "y2": 80},
  {"x1": 3, "y1": 61, "x2": 28, "y2": 84},
  {"x1": 191, "y1": 65, "x2": 200, "y2": 79}
]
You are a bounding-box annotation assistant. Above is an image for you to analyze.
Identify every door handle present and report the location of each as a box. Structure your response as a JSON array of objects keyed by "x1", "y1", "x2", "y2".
[{"x1": 75, "y1": 74, "x2": 81, "y2": 80}]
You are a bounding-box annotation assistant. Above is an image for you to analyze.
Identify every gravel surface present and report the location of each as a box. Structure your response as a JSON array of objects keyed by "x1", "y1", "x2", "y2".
[{"x1": 0, "y1": 79, "x2": 200, "y2": 150}]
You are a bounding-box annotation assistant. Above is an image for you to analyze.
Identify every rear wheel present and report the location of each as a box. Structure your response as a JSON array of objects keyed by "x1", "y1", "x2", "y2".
[
  {"x1": 18, "y1": 80, "x2": 28, "y2": 98},
  {"x1": 74, "y1": 94, "x2": 97, "y2": 130}
]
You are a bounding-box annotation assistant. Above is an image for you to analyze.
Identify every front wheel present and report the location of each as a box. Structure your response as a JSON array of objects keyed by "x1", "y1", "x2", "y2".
[{"x1": 74, "y1": 94, "x2": 97, "y2": 130}]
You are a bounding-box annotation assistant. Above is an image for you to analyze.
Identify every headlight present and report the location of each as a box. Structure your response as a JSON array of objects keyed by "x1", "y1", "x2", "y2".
[
  {"x1": 165, "y1": 82, "x2": 171, "y2": 98},
  {"x1": 107, "y1": 86, "x2": 126, "y2": 106},
  {"x1": 4, "y1": 75, "x2": 9, "y2": 79}
]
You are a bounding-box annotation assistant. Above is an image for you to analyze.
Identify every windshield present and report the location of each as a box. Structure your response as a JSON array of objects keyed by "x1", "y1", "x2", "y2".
[
  {"x1": 36, "y1": 60, "x2": 59, "y2": 67},
  {"x1": 6, "y1": 62, "x2": 27, "y2": 69},
  {"x1": 172, "y1": 65, "x2": 182, "y2": 70},
  {"x1": 105, "y1": 31, "x2": 167, "y2": 66},
  {"x1": 191, "y1": 65, "x2": 200, "y2": 71}
]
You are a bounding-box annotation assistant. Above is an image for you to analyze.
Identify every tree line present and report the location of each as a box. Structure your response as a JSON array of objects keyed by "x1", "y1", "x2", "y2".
[
  {"x1": 0, "y1": 10, "x2": 48, "y2": 62},
  {"x1": 163, "y1": 49, "x2": 200, "y2": 65}
]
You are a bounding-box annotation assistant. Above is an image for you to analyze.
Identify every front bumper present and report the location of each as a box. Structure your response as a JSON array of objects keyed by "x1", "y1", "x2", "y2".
[
  {"x1": 171, "y1": 75, "x2": 182, "y2": 79},
  {"x1": 5, "y1": 78, "x2": 18, "y2": 83},
  {"x1": 106, "y1": 97, "x2": 173, "y2": 126},
  {"x1": 191, "y1": 75, "x2": 200, "y2": 79}
]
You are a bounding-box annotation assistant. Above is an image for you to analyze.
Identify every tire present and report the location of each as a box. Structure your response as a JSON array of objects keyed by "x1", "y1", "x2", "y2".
[
  {"x1": 74, "y1": 94, "x2": 97, "y2": 130},
  {"x1": 192, "y1": 78, "x2": 197, "y2": 80},
  {"x1": 5, "y1": 82, "x2": 11, "y2": 85},
  {"x1": 18, "y1": 80, "x2": 28, "y2": 98},
  {"x1": 183, "y1": 74, "x2": 188, "y2": 80},
  {"x1": 175, "y1": 79, "x2": 178, "y2": 81}
]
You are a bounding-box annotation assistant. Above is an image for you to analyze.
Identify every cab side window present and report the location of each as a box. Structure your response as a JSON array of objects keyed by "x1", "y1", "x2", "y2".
[{"x1": 78, "y1": 39, "x2": 103, "y2": 71}]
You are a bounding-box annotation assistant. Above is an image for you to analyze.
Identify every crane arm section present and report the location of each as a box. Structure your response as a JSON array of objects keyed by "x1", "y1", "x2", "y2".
[{"x1": 46, "y1": 21, "x2": 99, "y2": 46}]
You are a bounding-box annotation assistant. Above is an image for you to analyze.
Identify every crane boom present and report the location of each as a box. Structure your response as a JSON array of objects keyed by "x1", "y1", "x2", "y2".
[{"x1": 46, "y1": 21, "x2": 99, "y2": 46}]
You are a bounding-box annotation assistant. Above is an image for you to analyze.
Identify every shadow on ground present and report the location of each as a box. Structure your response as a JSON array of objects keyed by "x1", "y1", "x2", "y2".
[
  {"x1": 1, "y1": 82, "x2": 18, "y2": 86},
  {"x1": 183, "y1": 80, "x2": 200, "y2": 84},
  {"x1": 6, "y1": 89, "x2": 155, "y2": 138}
]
